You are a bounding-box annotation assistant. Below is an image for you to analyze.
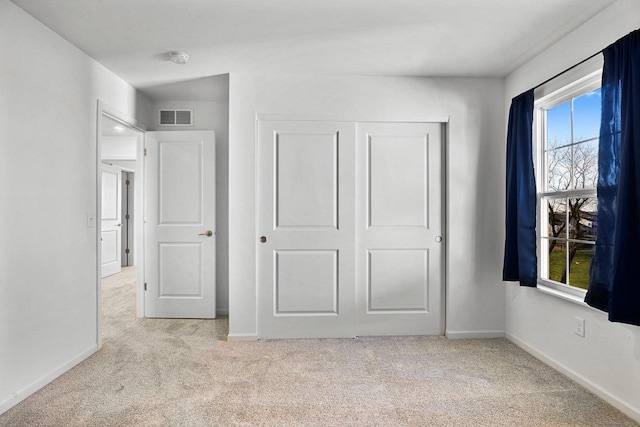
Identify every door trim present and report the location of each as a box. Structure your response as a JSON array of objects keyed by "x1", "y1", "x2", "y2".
[
  {"x1": 255, "y1": 113, "x2": 451, "y2": 124},
  {"x1": 96, "y1": 101, "x2": 146, "y2": 350}
]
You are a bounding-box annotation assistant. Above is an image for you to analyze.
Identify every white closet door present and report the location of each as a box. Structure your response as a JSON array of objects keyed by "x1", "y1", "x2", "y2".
[
  {"x1": 355, "y1": 122, "x2": 444, "y2": 336},
  {"x1": 257, "y1": 121, "x2": 356, "y2": 338},
  {"x1": 144, "y1": 131, "x2": 216, "y2": 319}
]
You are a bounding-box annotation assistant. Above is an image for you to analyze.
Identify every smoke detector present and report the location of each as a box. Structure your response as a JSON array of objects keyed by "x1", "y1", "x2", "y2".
[{"x1": 169, "y1": 51, "x2": 189, "y2": 65}]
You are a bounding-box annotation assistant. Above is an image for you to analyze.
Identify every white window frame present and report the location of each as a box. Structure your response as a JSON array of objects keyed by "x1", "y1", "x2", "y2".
[{"x1": 534, "y1": 69, "x2": 602, "y2": 299}]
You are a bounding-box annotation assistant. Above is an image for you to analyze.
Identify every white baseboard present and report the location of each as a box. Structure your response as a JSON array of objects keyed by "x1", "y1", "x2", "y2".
[
  {"x1": 506, "y1": 333, "x2": 640, "y2": 423},
  {"x1": 445, "y1": 330, "x2": 505, "y2": 339},
  {"x1": 227, "y1": 333, "x2": 258, "y2": 342},
  {"x1": 0, "y1": 344, "x2": 97, "y2": 415}
]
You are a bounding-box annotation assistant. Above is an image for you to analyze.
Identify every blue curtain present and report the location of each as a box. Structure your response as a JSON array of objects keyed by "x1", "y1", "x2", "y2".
[
  {"x1": 586, "y1": 29, "x2": 640, "y2": 326},
  {"x1": 503, "y1": 90, "x2": 537, "y2": 287}
]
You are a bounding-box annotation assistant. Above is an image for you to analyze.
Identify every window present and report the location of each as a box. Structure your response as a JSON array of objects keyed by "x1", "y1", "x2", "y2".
[{"x1": 535, "y1": 71, "x2": 601, "y2": 295}]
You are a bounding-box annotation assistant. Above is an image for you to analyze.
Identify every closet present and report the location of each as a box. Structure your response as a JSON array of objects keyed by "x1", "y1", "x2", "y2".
[{"x1": 257, "y1": 120, "x2": 444, "y2": 338}]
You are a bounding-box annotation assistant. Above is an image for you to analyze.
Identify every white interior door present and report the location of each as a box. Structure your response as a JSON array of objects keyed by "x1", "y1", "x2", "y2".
[
  {"x1": 257, "y1": 121, "x2": 356, "y2": 338},
  {"x1": 101, "y1": 163, "x2": 122, "y2": 278},
  {"x1": 356, "y1": 122, "x2": 444, "y2": 336},
  {"x1": 145, "y1": 131, "x2": 216, "y2": 318}
]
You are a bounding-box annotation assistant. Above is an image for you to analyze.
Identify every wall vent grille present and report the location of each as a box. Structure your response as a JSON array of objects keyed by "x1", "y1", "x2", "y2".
[{"x1": 159, "y1": 109, "x2": 193, "y2": 126}]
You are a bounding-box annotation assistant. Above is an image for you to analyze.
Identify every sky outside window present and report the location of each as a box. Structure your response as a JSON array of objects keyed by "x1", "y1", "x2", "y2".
[
  {"x1": 547, "y1": 88, "x2": 601, "y2": 148},
  {"x1": 543, "y1": 87, "x2": 601, "y2": 290},
  {"x1": 574, "y1": 89, "x2": 601, "y2": 141}
]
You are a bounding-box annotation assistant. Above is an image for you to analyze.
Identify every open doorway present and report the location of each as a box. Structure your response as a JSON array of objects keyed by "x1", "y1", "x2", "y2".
[
  {"x1": 101, "y1": 116, "x2": 137, "y2": 277},
  {"x1": 97, "y1": 104, "x2": 145, "y2": 348}
]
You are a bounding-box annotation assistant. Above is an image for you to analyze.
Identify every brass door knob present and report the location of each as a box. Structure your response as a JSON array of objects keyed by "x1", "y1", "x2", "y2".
[
  {"x1": 198, "y1": 230, "x2": 213, "y2": 237},
  {"x1": 260, "y1": 236, "x2": 267, "y2": 243}
]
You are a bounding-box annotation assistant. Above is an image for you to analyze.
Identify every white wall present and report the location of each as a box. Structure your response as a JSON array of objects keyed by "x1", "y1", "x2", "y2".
[
  {"x1": 102, "y1": 136, "x2": 137, "y2": 160},
  {"x1": 0, "y1": 0, "x2": 151, "y2": 414},
  {"x1": 504, "y1": 0, "x2": 640, "y2": 421},
  {"x1": 228, "y1": 74, "x2": 506, "y2": 338},
  {"x1": 149, "y1": 97, "x2": 230, "y2": 314}
]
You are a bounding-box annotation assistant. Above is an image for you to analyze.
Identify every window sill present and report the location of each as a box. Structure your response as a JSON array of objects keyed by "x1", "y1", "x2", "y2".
[{"x1": 536, "y1": 284, "x2": 589, "y2": 307}]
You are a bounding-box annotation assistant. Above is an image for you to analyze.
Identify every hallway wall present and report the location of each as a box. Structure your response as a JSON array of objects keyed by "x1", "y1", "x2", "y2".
[{"x1": 0, "y1": 0, "x2": 151, "y2": 413}]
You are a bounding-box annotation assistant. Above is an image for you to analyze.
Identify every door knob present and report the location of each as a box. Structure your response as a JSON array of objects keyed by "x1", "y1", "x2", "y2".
[
  {"x1": 435, "y1": 236, "x2": 443, "y2": 243},
  {"x1": 117, "y1": 223, "x2": 122, "y2": 227},
  {"x1": 260, "y1": 236, "x2": 267, "y2": 243},
  {"x1": 198, "y1": 230, "x2": 213, "y2": 237}
]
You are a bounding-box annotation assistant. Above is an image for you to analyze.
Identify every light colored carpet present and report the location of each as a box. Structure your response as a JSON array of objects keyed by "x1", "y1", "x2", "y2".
[{"x1": 1, "y1": 267, "x2": 636, "y2": 426}]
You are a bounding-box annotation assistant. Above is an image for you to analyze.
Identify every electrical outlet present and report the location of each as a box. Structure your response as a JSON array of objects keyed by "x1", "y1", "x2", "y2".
[{"x1": 574, "y1": 316, "x2": 585, "y2": 337}]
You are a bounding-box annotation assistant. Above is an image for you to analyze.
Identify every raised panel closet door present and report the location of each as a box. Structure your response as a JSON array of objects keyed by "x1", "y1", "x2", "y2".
[
  {"x1": 355, "y1": 122, "x2": 444, "y2": 336},
  {"x1": 257, "y1": 121, "x2": 356, "y2": 339}
]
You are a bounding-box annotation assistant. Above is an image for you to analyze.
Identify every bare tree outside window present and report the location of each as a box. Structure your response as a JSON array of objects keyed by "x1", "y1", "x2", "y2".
[{"x1": 543, "y1": 87, "x2": 600, "y2": 289}]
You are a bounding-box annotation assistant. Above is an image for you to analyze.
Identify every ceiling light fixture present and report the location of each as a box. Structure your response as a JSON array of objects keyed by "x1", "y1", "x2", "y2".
[
  {"x1": 169, "y1": 51, "x2": 190, "y2": 65},
  {"x1": 113, "y1": 126, "x2": 125, "y2": 132}
]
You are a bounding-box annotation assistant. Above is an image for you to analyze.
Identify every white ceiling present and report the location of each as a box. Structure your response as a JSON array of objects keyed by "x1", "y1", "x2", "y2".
[{"x1": 12, "y1": 0, "x2": 617, "y2": 101}]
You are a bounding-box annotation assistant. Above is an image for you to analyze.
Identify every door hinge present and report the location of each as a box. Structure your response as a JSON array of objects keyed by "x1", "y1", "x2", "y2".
[
  {"x1": 125, "y1": 214, "x2": 130, "y2": 220},
  {"x1": 125, "y1": 248, "x2": 130, "y2": 254},
  {"x1": 144, "y1": 148, "x2": 147, "y2": 156},
  {"x1": 125, "y1": 179, "x2": 130, "y2": 186},
  {"x1": 144, "y1": 282, "x2": 148, "y2": 291}
]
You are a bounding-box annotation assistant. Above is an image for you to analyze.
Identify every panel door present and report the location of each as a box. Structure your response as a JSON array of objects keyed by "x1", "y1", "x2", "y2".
[
  {"x1": 101, "y1": 163, "x2": 122, "y2": 278},
  {"x1": 355, "y1": 122, "x2": 444, "y2": 336},
  {"x1": 145, "y1": 131, "x2": 216, "y2": 318},
  {"x1": 257, "y1": 121, "x2": 356, "y2": 338}
]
